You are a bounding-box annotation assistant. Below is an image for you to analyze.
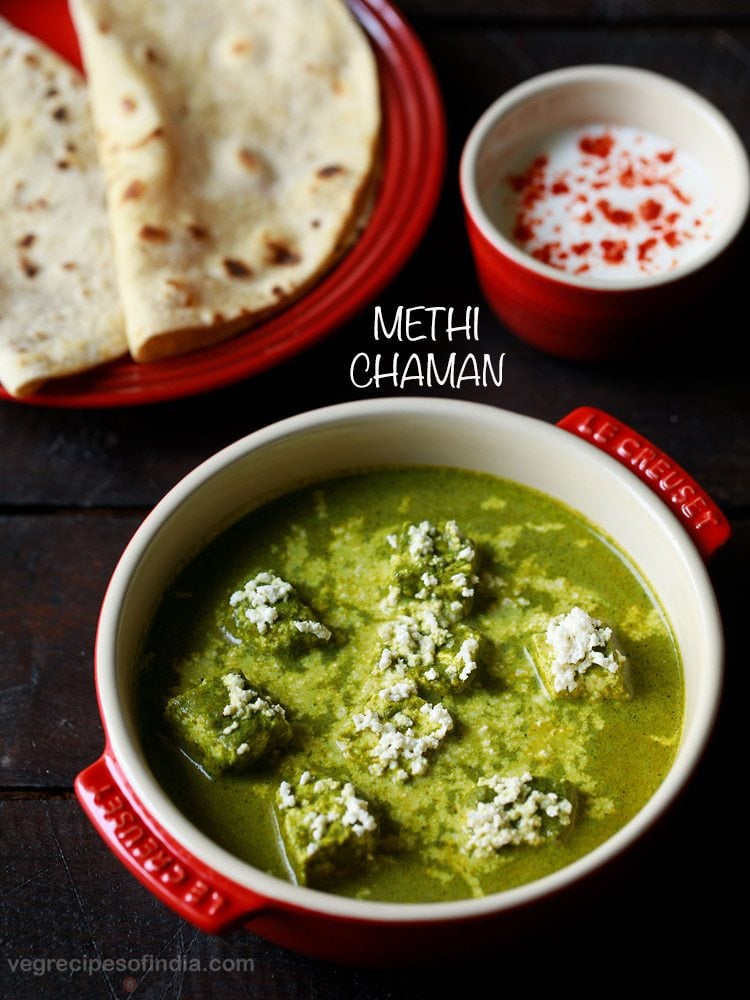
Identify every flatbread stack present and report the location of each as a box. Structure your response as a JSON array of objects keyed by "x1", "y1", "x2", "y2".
[
  {"x1": 0, "y1": 16, "x2": 126, "y2": 398},
  {"x1": 0, "y1": 0, "x2": 380, "y2": 397},
  {"x1": 70, "y1": 0, "x2": 381, "y2": 362}
]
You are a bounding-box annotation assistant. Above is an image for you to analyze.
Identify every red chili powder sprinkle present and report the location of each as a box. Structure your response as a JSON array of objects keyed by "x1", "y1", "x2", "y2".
[
  {"x1": 508, "y1": 155, "x2": 549, "y2": 194},
  {"x1": 601, "y1": 239, "x2": 628, "y2": 264},
  {"x1": 505, "y1": 129, "x2": 708, "y2": 274},
  {"x1": 513, "y1": 221, "x2": 534, "y2": 242},
  {"x1": 579, "y1": 133, "x2": 615, "y2": 158},
  {"x1": 639, "y1": 199, "x2": 662, "y2": 221},
  {"x1": 532, "y1": 242, "x2": 561, "y2": 265},
  {"x1": 596, "y1": 199, "x2": 635, "y2": 226},
  {"x1": 667, "y1": 181, "x2": 691, "y2": 206},
  {"x1": 638, "y1": 237, "x2": 658, "y2": 261}
]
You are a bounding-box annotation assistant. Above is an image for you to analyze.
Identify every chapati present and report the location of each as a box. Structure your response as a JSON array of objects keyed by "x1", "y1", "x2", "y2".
[
  {"x1": 0, "y1": 16, "x2": 126, "y2": 397},
  {"x1": 70, "y1": 0, "x2": 381, "y2": 362}
]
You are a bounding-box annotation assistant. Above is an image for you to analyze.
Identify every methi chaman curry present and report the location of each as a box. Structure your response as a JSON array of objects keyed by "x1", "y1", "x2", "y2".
[{"x1": 137, "y1": 467, "x2": 683, "y2": 902}]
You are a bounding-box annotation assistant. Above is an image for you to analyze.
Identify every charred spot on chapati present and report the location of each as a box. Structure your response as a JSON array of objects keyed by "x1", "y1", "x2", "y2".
[
  {"x1": 165, "y1": 278, "x2": 200, "y2": 308},
  {"x1": 129, "y1": 126, "x2": 164, "y2": 150},
  {"x1": 19, "y1": 256, "x2": 40, "y2": 278},
  {"x1": 223, "y1": 258, "x2": 253, "y2": 279},
  {"x1": 237, "y1": 147, "x2": 262, "y2": 172},
  {"x1": 264, "y1": 237, "x2": 301, "y2": 266},
  {"x1": 139, "y1": 224, "x2": 169, "y2": 242},
  {"x1": 122, "y1": 179, "x2": 147, "y2": 202},
  {"x1": 187, "y1": 224, "x2": 210, "y2": 241}
]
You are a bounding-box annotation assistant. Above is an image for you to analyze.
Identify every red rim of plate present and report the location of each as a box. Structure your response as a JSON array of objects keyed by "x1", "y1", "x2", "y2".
[{"x1": 0, "y1": 0, "x2": 446, "y2": 407}]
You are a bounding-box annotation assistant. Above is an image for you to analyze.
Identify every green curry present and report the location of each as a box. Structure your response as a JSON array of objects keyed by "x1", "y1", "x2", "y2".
[{"x1": 137, "y1": 467, "x2": 683, "y2": 903}]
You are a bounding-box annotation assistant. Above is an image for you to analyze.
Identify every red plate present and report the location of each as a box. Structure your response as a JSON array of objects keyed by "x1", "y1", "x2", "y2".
[{"x1": 0, "y1": 0, "x2": 445, "y2": 407}]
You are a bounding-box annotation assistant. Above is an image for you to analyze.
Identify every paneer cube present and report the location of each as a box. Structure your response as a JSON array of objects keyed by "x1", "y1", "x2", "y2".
[
  {"x1": 227, "y1": 571, "x2": 331, "y2": 651},
  {"x1": 165, "y1": 670, "x2": 291, "y2": 776},
  {"x1": 276, "y1": 773, "x2": 378, "y2": 887},
  {"x1": 426, "y1": 626, "x2": 482, "y2": 696},
  {"x1": 347, "y1": 690, "x2": 453, "y2": 781},
  {"x1": 529, "y1": 606, "x2": 630, "y2": 700},
  {"x1": 376, "y1": 614, "x2": 482, "y2": 697},
  {"x1": 465, "y1": 772, "x2": 575, "y2": 856},
  {"x1": 386, "y1": 520, "x2": 478, "y2": 622}
]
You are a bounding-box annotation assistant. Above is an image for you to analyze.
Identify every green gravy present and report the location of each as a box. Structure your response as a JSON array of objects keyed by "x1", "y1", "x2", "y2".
[{"x1": 137, "y1": 467, "x2": 683, "y2": 902}]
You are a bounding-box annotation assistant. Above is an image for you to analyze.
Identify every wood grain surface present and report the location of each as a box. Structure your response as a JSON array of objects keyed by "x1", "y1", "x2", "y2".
[{"x1": 1, "y1": 2, "x2": 747, "y2": 997}]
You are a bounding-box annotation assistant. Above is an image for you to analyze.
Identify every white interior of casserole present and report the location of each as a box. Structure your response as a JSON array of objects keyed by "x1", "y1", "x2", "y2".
[{"x1": 97, "y1": 398, "x2": 723, "y2": 923}]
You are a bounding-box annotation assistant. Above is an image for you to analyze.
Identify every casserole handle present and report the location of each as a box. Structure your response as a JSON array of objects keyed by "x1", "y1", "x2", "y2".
[
  {"x1": 558, "y1": 406, "x2": 730, "y2": 560},
  {"x1": 75, "y1": 753, "x2": 271, "y2": 934}
]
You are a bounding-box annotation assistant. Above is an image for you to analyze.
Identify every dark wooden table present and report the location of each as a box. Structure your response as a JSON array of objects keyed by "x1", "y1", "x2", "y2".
[{"x1": 2, "y1": 2, "x2": 748, "y2": 997}]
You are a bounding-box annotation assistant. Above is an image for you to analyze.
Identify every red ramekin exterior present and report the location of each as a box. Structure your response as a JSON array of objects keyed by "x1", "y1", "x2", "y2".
[{"x1": 464, "y1": 213, "x2": 727, "y2": 361}]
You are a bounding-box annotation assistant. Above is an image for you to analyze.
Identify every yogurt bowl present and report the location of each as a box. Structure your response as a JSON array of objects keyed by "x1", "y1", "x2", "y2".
[
  {"x1": 76, "y1": 398, "x2": 728, "y2": 964},
  {"x1": 460, "y1": 65, "x2": 750, "y2": 359}
]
